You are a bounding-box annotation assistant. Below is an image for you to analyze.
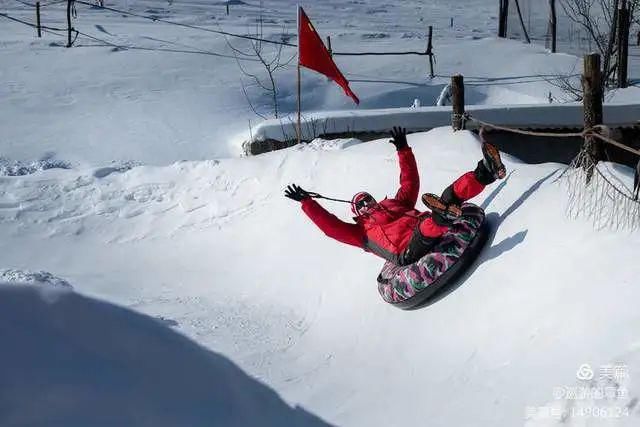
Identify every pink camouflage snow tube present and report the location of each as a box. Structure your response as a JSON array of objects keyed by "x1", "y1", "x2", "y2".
[{"x1": 377, "y1": 204, "x2": 489, "y2": 310}]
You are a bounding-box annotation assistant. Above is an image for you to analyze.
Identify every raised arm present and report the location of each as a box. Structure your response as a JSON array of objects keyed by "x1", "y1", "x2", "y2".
[
  {"x1": 301, "y1": 199, "x2": 365, "y2": 248},
  {"x1": 389, "y1": 127, "x2": 419, "y2": 207}
]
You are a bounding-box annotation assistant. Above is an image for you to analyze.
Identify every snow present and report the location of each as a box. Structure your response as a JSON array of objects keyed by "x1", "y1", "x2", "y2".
[
  {"x1": 0, "y1": 156, "x2": 71, "y2": 176},
  {"x1": 0, "y1": 284, "x2": 330, "y2": 427},
  {"x1": 2, "y1": 0, "x2": 640, "y2": 426},
  {"x1": 248, "y1": 102, "x2": 640, "y2": 145},
  {"x1": 2, "y1": 127, "x2": 640, "y2": 426},
  {"x1": 0, "y1": 269, "x2": 74, "y2": 289}
]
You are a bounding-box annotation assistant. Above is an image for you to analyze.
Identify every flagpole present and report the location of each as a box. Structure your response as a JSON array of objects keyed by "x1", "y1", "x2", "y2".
[
  {"x1": 297, "y1": 63, "x2": 301, "y2": 145},
  {"x1": 296, "y1": 5, "x2": 302, "y2": 145}
]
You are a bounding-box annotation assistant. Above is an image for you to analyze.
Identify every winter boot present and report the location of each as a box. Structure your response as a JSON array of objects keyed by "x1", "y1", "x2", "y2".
[
  {"x1": 421, "y1": 193, "x2": 462, "y2": 223},
  {"x1": 481, "y1": 142, "x2": 506, "y2": 180}
]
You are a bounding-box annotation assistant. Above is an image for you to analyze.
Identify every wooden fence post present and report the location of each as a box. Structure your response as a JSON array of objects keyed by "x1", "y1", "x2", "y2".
[
  {"x1": 514, "y1": 0, "x2": 531, "y2": 43},
  {"x1": 548, "y1": 0, "x2": 557, "y2": 52},
  {"x1": 621, "y1": 7, "x2": 630, "y2": 87},
  {"x1": 427, "y1": 26, "x2": 434, "y2": 78},
  {"x1": 602, "y1": 0, "x2": 619, "y2": 89},
  {"x1": 582, "y1": 53, "x2": 603, "y2": 180},
  {"x1": 326, "y1": 35, "x2": 332, "y2": 56},
  {"x1": 36, "y1": 2, "x2": 41, "y2": 38},
  {"x1": 616, "y1": 3, "x2": 630, "y2": 88},
  {"x1": 66, "y1": 0, "x2": 72, "y2": 47},
  {"x1": 451, "y1": 75, "x2": 465, "y2": 131},
  {"x1": 498, "y1": 0, "x2": 509, "y2": 38},
  {"x1": 498, "y1": 0, "x2": 504, "y2": 37}
]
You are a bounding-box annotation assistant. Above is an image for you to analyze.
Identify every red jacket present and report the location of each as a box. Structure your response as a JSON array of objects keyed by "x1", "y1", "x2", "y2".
[{"x1": 301, "y1": 147, "x2": 423, "y2": 262}]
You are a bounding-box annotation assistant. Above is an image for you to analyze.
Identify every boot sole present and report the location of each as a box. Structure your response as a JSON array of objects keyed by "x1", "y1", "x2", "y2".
[
  {"x1": 483, "y1": 143, "x2": 506, "y2": 179},
  {"x1": 421, "y1": 194, "x2": 462, "y2": 219}
]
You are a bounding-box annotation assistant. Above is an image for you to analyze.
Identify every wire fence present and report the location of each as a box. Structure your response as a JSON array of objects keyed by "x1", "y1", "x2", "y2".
[
  {"x1": 9, "y1": 0, "x2": 67, "y2": 8},
  {"x1": 504, "y1": 0, "x2": 607, "y2": 55},
  {"x1": 0, "y1": 10, "x2": 65, "y2": 31},
  {"x1": 3, "y1": 0, "x2": 433, "y2": 55},
  {"x1": 0, "y1": 9, "x2": 265, "y2": 60},
  {"x1": 4, "y1": 2, "x2": 639, "y2": 160},
  {"x1": 73, "y1": 0, "x2": 298, "y2": 48},
  {"x1": 9, "y1": 0, "x2": 36, "y2": 7},
  {"x1": 6, "y1": 0, "x2": 640, "y2": 59}
]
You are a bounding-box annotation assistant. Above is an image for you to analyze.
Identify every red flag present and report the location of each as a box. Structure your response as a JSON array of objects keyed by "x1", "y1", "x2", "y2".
[{"x1": 298, "y1": 7, "x2": 359, "y2": 104}]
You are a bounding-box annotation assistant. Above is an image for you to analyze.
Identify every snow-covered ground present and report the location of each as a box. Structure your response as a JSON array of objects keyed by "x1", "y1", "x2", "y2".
[{"x1": 2, "y1": 1, "x2": 640, "y2": 426}]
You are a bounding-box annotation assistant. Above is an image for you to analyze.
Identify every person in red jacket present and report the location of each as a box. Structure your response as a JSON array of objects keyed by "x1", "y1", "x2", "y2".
[{"x1": 285, "y1": 127, "x2": 506, "y2": 266}]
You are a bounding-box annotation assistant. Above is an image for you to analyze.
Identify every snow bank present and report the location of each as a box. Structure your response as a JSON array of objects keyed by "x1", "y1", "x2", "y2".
[
  {"x1": 0, "y1": 269, "x2": 73, "y2": 289},
  {"x1": 0, "y1": 285, "x2": 330, "y2": 427},
  {"x1": 247, "y1": 102, "x2": 640, "y2": 147},
  {"x1": 0, "y1": 157, "x2": 71, "y2": 177}
]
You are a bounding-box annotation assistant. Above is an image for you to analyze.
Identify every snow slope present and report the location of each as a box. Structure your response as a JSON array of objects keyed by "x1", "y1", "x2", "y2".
[{"x1": 1, "y1": 128, "x2": 639, "y2": 426}]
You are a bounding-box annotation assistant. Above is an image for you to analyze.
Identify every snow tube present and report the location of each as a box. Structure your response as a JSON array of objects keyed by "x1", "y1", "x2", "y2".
[{"x1": 377, "y1": 204, "x2": 488, "y2": 310}]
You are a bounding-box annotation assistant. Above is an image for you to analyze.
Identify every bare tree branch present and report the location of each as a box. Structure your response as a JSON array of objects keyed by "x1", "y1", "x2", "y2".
[
  {"x1": 223, "y1": 3, "x2": 294, "y2": 119},
  {"x1": 544, "y1": 63, "x2": 584, "y2": 101},
  {"x1": 560, "y1": 0, "x2": 639, "y2": 89}
]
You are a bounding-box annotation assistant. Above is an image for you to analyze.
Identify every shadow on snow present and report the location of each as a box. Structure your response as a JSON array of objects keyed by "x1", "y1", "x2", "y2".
[
  {"x1": 417, "y1": 168, "x2": 560, "y2": 309},
  {"x1": 0, "y1": 285, "x2": 332, "y2": 427}
]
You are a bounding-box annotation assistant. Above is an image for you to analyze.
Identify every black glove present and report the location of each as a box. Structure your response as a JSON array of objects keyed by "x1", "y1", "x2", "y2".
[
  {"x1": 390, "y1": 126, "x2": 408, "y2": 151},
  {"x1": 284, "y1": 184, "x2": 311, "y2": 202}
]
